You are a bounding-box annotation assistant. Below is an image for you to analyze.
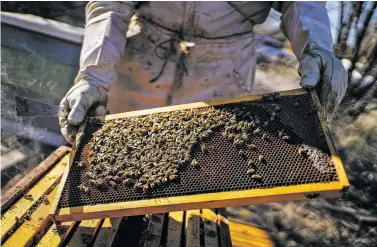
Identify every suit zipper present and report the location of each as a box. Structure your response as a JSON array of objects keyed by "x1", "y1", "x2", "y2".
[{"x1": 166, "y1": 2, "x2": 196, "y2": 105}]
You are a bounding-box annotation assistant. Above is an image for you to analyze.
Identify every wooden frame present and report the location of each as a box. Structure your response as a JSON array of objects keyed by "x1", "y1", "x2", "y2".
[
  {"x1": 1, "y1": 146, "x2": 70, "y2": 213},
  {"x1": 50, "y1": 89, "x2": 350, "y2": 222}
]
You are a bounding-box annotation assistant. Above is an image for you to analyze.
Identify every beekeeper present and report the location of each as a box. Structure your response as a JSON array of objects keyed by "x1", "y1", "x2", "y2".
[{"x1": 60, "y1": 1, "x2": 348, "y2": 143}]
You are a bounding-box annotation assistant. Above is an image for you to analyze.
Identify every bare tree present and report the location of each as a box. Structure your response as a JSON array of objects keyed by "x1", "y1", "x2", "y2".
[
  {"x1": 336, "y1": 2, "x2": 345, "y2": 44},
  {"x1": 336, "y1": 2, "x2": 363, "y2": 58},
  {"x1": 334, "y1": 1, "x2": 377, "y2": 116},
  {"x1": 348, "y1": 2, "x2": 377, "y2": 78}
]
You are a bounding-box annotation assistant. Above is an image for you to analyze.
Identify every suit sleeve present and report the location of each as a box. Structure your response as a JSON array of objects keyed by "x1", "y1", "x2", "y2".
[
  {"x1": 74, "y1": 1, "x2": 137, "y2": 90},
  {"x1": 273, "y1": 1, "x2": 333, "y2": 59}
]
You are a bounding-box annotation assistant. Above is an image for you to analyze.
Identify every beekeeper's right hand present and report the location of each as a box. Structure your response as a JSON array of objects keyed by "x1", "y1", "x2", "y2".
[
  {"x1": 59, "y1": 80, "x2": 108, "y2": 144},
  {"x1": 59, "y1": 2, "x2": 136, "y2": 144}
]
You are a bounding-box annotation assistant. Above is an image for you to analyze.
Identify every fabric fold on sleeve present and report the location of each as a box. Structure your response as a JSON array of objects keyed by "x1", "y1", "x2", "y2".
[
  {"x1": 274, "y1": 1, "x2": 333, "y2": 59},
  {"x1": 75, "y1": 1, "x2": 136, "y2": 90}
]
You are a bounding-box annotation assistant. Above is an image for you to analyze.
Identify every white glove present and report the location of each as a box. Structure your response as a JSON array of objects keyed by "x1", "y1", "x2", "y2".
[
  {"x1": 59, "y1": 2, "x2": 135, "y2": 144},
  {"x1": 299, "y1": 42, "x2": 348, "y2": 121},
  {"x1": 59, "y1": 80, "x2": 108, "y2": 144}
]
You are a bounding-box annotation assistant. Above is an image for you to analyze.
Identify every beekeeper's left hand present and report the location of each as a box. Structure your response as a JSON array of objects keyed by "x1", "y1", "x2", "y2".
[{"x1": 299, "y1": 41, "x2": 348, "y2": 122}]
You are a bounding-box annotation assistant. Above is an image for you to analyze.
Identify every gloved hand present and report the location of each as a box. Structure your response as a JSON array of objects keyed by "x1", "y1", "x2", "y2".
[
  {"x1": 298, "y1": 42, "x2": 348, "y2": 122},
  {"x1": 59, "y1": 80, "x2": 108, "y2": 144}
]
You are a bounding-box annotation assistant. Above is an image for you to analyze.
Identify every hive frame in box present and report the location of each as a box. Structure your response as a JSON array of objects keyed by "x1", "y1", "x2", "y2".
[{"x1": 50, "y1": 88, "x2": 350, "y2": 222}]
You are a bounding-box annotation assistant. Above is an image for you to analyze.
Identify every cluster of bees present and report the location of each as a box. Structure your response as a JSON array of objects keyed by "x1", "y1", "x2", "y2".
[
  {"x1": 77, "y1": 104, "x2": 286, "y2": 194},
  {"x1": 298, "y1": 144, "x2": 332, "y2": 173}
]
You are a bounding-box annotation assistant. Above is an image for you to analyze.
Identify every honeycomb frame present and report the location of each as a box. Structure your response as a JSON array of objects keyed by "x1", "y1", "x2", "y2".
[{"x1": 51, "y1": 89, "x2": 349, "y2": 222}]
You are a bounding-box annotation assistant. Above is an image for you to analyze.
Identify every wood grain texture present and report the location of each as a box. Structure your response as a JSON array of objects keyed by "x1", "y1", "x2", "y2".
[
  {"x1": 166, "y1": 211, "x2": 184, "y2": 247},
  {"x1": 185, "y1": 210, "x2": 201, "y2": 247},
  {"x1": 143, "y1": 214, "x2": 165, "y2": 247},
  {"x1": 92, "y1": 218, "x2": 123, "y2": 247},
  {"x1": 217, "y1": 208, "x2": 232, "y2": 247},
  {"x1": 54, "y1": 180, "x2": 344, "y2": 222},
  {"x1": 2, "y1": 186, "x2": 59, "y2": 247},
  {"x1": 104, "y1": 89, "x2": 306, "y2": 120},
  {"x1": 1, "y1": 146, "x2": 70, "y2": 213},
  {"x1": 1, "y1": 155, "x2": 68, "y2": 241},
  {"x1": 67, "y1": 219, "x2": 102, "y2": 246},
  {"x1": 228, "y1": 218, "x2": 274, "y2": 247},
  {"x1": 35, "y1": 221, "x2": 75, "y2": 247},
  {"x1": 201, "y1": 209, "x2": 218, "y2": 247},
  {"x1": 50, "y1": 123, "x2": 86, "y2": 217}
]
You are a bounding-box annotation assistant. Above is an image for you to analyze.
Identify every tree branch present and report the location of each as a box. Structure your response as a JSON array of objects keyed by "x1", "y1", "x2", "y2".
[
  {"x1": 338, "y1": 2, "x2": 361, "y2": 58},
  {"x1": 348, "y1": 2, "x2": 377, "y2": 76},
  {"x1": 336, "y1": 2, "x2": 345, "y2": 44}
]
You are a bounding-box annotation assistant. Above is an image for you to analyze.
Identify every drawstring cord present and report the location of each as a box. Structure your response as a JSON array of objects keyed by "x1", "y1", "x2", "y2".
[{"x1": 149, "y1": 33, "x2": 192, "y2": 83}]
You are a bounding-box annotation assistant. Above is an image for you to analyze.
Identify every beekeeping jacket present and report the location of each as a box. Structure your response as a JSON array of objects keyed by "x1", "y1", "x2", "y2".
[{"x1": 76, "y1": 1, "x2": 333, "y2": 114}]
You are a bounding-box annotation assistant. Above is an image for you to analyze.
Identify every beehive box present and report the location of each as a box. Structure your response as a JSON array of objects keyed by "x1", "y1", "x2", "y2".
[{"x1": 51, "y1": 89, "x2": 349, "y2": 221}]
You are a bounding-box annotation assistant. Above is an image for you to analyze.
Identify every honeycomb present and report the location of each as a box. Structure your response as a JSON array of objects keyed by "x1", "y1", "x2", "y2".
[{"x1": 57, "y1": 93, "x2": 338, "y2": 209}]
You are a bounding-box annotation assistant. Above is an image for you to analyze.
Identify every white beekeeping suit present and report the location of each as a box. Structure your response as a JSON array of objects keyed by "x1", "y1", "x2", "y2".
[{"x1": 60, "y1": 1, "x2": 347, "y2": 143}]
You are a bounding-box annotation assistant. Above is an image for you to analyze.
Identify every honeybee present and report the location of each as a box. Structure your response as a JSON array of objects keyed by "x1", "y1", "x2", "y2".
[
  {"x1": 246, "y1": 144, "x2": 257, "y2": 150},
  {"x1": 222, "y1": 132, "x2": 228, "y2": 138},
  {"x1": 133, "y1": 182, "x2": 143, "y2": 190},
  {"x1": 154, "y1": 179, "x2": 161, "y2": 187},
  {"x1": 23, "y1": 194, "x2": 33, "y2": 200},
  {"x1": 143, "y1": 184, "x2": 150, "y2": 192},
  {"x1": 88, "y1": 179, "x2": 96, "y2": 186},
  {"x1": 78, "y1": 184, "x2": 89, "y2": 193},
  {"x1": 95, "y1": 178, "x2": 104, "y2": 187},
  {"x1": 123, "y1": 178, "x2": 134, "y2": 186},
  {"x1": 258, "y1": 154, "x2": 265, "y2": 163},
  {"x1": 298, "y1": 147, "x2": 308, "y2": 158},
  {"x1": 139, "y1": 178, "x2": 147, "y2": 184},
  {"x1": 202, "y1": 129, "x2": 213, "y2": 138},
  {"x1": 150, "y1": 182, "x2": 156, "y2": 189},
  {"x1": 241, "y1": 133, "x2": 249, "y2": 141},
  {"x1": 248, "y1": 160, "x2": 255, "y2": 166},
  {"x1": 251, "y1": 174, "x2": 262, "y2": 180},
  {"x1": 117, "y1": 170, "x2": 125, "y2": 177},
  {"x1": 253, "y1": 128, "x2": 261, "y2": 135},
  {"x1": 279, "y1": 130, "x2": 284, "y2": 138},
  {"x1": 109, "y1": 180, "x2": 117, "y2": 188},
  {"x1": 239, "y1": 150, "x2": 247, "y2": 158},
  {"x1": 86, "y1": 172, "x2": 96, "y2": 180},
  {"x1": 247, "y1": 168, "x2": 255, "y2": 175},
  {"x1": 112, "y1": 176, "x2": 122, "y2": 184},
  {"x1": 234, "y1": 139, "x2": 244, "y2": 146},
  {"x1": 282, "y1": 135, "x2": 291, "y2": 141}
]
